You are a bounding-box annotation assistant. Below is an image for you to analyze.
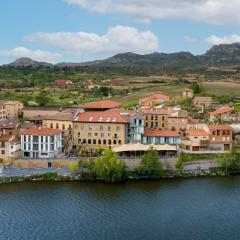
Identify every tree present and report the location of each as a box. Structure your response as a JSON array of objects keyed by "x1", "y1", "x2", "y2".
[
  {"x1": 190, "y1": 82, "x2": 201, "y2": 94},
  {"x1": 137, "y1": 147, "x2": 164, "y2": 177},
  {"x1": 92, "y1": 149, "x2": 126, "y2": 183},
  {"x1": 218, "y1": 149, "x2": 240, "y2": 173},
  {"x1": 36, "y1": 90, "x2": 51, "y2": 106}
]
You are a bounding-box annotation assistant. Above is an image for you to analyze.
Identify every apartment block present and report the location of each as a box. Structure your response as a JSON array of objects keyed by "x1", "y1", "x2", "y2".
[
  {"x1": 21, "y1": 127, "x2": 64, "y2": 159},
  {"x1": 73, "y1": 111, "x2": 130, "y2": 148}
]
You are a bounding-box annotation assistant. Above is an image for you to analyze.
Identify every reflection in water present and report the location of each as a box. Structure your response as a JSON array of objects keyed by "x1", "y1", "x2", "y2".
[{"x1": 0, "y1": 177, "x2": 240, "y2": 240}]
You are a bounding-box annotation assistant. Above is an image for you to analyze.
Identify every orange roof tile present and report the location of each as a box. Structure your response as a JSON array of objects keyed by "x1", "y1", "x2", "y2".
[
  {"x1": 75, "y1": 111, "x2": 129, "y2": 124},
  {"x1": 80, "y1": 100, "x2": 121, "y2": 109},
  {"x1": 22, "y1": 127, "x2": 64, "y2": 136},
  {"x1": 210, "y1": 106, "x2": 233, "y2": 116},
  {"x1": 186, "y1": 129, "x2": 209, "y2": 136},
  {"x1": 0, "y1": 134, "x2": 14, "y2": 141},
  {"x1": 144, "y1": 129, "x2": 180, "y2": 137}
]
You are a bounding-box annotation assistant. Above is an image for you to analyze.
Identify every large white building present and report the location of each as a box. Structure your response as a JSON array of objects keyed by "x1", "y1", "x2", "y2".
[{"x1": 21, "y1": 127, "x2": 64, "y2": 159}]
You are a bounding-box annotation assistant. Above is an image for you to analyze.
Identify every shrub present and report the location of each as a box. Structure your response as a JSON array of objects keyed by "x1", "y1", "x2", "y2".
[{"x1": 137, "y1": 147, "x2": 164, "y2": 178}]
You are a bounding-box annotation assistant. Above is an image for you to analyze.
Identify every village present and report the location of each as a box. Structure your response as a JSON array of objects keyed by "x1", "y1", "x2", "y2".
[{"x1": 0, "y1": 82, "x2": 238, "y2": 173}]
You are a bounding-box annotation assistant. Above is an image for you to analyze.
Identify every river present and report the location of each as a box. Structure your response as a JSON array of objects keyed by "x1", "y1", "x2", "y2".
[{"x1": 0, "y1": 177, "x2": 240, "y2": 240}]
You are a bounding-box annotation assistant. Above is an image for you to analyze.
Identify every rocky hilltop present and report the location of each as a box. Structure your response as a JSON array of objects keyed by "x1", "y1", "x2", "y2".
[{"x1": 6, "y1": 43, "x2": 240, "y2": 68}]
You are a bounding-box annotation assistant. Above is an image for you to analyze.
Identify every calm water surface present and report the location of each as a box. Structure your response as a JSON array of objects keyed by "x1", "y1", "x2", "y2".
[{"x1": 1, "y1": 177, "x2": 240, "y2": 240}]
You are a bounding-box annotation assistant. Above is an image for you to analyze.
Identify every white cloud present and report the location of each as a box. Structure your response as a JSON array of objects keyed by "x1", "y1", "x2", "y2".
[
  {"x1": 206, "y1": 34, "x2": 240, "y2": 45},
  {"x1": 0, "y1": 47, "x2": 62, "y2": 63},
  {"x1": 64, "y1": 0, "x2": 240, "y2": 25},
  {"x1": 25, "y1": 25, "x2": 159, "y2": 55},
  {"x1": 184, "y1": 36, "x2": 198, "y2": 44}
]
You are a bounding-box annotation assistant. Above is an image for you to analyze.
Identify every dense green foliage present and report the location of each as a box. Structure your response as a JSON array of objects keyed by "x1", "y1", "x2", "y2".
[
  {"x1": 36, "y1": 90, "x2": 51, "y2": 106},
  {"x1": 74, "y1": 149, "x2": 127, "y2": 183},
  {"x1": 137, "y1": 148, "x2": 164, "y2": 177},
  {"x1": 218, "y1": 149, "x2": 240, "y2": 173},
  {"x1": 92, "y1": 149, "x2": 126, "y2": 183},
  {"x1": 190, "y1": 82, "x2": 201, "y2": 94}
]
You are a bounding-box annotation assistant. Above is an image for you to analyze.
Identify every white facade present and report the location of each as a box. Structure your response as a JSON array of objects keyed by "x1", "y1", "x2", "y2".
[{"x1": 21, "y1": 132, "x2": 63, "y2": 159}]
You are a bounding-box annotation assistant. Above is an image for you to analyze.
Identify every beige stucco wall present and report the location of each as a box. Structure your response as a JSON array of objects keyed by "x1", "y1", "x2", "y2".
[
  {"x1": 73, "y1": 122, "x2": 126, "y2": 148},
  {"x1": 12, "y1": 160, "x2": 78, "y2": 169}
]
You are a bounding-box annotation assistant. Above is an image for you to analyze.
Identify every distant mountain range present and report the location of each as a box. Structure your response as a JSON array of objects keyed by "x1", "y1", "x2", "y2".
[{"x1": 5, "y1": 43, "x2": 240, "y2": 68}]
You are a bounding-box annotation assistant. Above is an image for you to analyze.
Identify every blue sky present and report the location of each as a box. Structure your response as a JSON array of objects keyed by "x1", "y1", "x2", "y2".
[{"x1": 0, "y1": 0, "x2": 240, "y2": 64}]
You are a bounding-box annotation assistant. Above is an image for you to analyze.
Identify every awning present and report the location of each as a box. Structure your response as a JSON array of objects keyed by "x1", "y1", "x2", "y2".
[{"x1": 113, "y1": 143, "x2": 177, "y2": 153}]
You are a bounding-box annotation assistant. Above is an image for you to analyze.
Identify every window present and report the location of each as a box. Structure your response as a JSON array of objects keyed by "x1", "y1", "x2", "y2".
[
  {"x1": 108, "y1": 126, "x2": 111, "y2": 131},
  {"x1": 1, "y1": 141, "x2": 5, "y2": 148},
  {"x1": 103, "y1": 140, "x2": 106, "y2": 145},
  {"x1": 101, "y1": 133, "x2": 104, "y2": 138},
  {"x1": 78, "y1": 132, "x2": 80, "y2": 137},
  {"x1": 50, "y1": 144, "x2": 54, "y2": 150},
  {"x1": 1, "y1": 150, "x2": 5, "y2": 155},
  {"x1": 33, "y1": 136, "x2": 38, "y2": 142},
  {"x1": 116, "y1": 126, "x2": 120, "y2": 132},
  {"x1": 62, "y1": 124, "x2": 65, "y2": 130},
  {"x1": 113, "y1": 140, "x2": 117, "y2": 144},
  {"x1": 162, "y1": 116, "x2": 165, "y2": 121},
  {"x1": 89, "y1": 125, "x2": 93, "y2": 130},
  {"x1": 93, "y1": 139, "x2": 96, "y2": 144},
  {"x1": 98, "y1": 139, "x2": 101, "y2": 144},
  {"x1": 100, "y1": 126, "x2": 103, "y2": 131},
  {"x1": 33, "y1": 144, "x2": 38, "y2": 150},
  {"x1": 69, "y1": 125, "x2": 72, "y2": 130},
  {"x1": 118, "y1": 140, "x2": 122, "y2": 144},
  {"x1": 56, "y1": 123, "x2": 59, "y2": 129},
  {"x1": 108, "y1": 140, "x2": 112, "y2": 145},
  {"x1": 88, "y1": 133, "x2": 92, "y2": 137},
  {"x1": 88, "y1": 139, "x2": 91, "y2": 144},
  {"x1": 50, "y1": 123, "x2": 53, "y2": 128},
  {"x1": 41, "y1": 136, "x2": 44, "y2": 142},
  {"x1": 82, "y1": 139, "x2": 86, "y2": 144},
  {"x1": 50, "y1": 136, "x2": 54, "y2": 142}
]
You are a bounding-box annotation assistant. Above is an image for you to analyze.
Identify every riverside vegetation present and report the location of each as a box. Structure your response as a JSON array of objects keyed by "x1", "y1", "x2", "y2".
[{"x1": 1, "y1": 149, "x2": 240, "y2": 185}]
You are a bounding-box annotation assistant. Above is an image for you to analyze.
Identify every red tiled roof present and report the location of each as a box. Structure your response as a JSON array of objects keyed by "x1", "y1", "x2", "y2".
[
  {"x1": 53, "y1": 80, "x2": 72, "y2": 86},
  {"x1": 75, "y1": 111, "x2": 129, "y2": 124},
  {"x1": 208, "y1": 125, "x2": 233, "y2": 130},
  {"x1": 140, "y1": 92, "x2": 171, "y2": 103},
  {"x1": 210, "y1": 106, "x2": 233, "y2": 116},
  {"x1": 22, "y1": 127, "x2": 64, "y2": 136},
  {"x1": 144, "y1": 129, "x2": 180, "y2": 137},
  {"x1": 186, "y1": 129, "x2": 209, "y2": 136},
  {"x1": 0, "y1": 134, "x2": 14, "y2": 141},
  {"x1": 80, "y1": 100, "x2": 121, "y2": 109}
]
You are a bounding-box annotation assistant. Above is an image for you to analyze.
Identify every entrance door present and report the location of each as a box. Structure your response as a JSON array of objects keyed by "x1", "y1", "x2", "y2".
[{"x1": 224, "y1": 144, "x2": 230, "y2": 151}]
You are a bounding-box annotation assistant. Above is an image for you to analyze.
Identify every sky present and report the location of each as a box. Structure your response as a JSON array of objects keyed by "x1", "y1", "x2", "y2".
[{"x1": 1, "y1": 0, "x2": 240, "y2": 64}]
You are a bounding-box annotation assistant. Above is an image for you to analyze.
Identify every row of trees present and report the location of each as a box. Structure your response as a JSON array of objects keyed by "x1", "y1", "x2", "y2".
[{"x1": 70, "y1": 147, "x2": 164, "y2": 183}]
